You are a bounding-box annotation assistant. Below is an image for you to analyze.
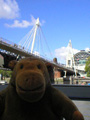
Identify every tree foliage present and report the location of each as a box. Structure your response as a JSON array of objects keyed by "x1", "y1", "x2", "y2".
[
  {"x1": 85, "y1": 57, "x2": 90, "y2": 77},
  {"x1": 0, "y1": 70, "x2": 12, "y2": 78}
]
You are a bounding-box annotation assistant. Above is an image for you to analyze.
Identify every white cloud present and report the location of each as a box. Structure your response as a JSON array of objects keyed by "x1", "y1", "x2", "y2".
[
  {"x1": 55, "y1": 47, "x2": 67, "y2": 60},
  {"x1": 55, "y1": 46, "x2": 79, "y2": 63},
  {"x1": 85, "y1": 47, "x2": 90, "y2": 52},
  {"x1": 5, "y1": 20, "x2": 32, "y2": 28},
  {"x1": 5, "y1": 15, "x2": 45, "y2": 28},
  {"x1": 0, "y1": 0, "x2": 19, "y2": 19}
]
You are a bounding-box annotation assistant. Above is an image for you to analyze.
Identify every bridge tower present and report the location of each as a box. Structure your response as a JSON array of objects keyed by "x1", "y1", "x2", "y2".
[
  {"x1": 66, "y1": 40, "x2": 74, "y2": 68},
  {"x1": 18, "y1": 17, "x2": 52, "y2": 59},
  {"x1": 31, "y1": 18, "x2": 40, "y2": 53},
  {"x1": 19, "y1": 18, "x2": 40, "y2": 54}
]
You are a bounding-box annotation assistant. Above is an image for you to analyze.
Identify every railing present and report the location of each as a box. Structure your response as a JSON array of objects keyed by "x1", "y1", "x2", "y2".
[
  {"x1": 0, "y1": 37, "x2": 53, "y2": 61},
  {"x1": 0, "y1": 37, "x2": 74, "y2": 72}
]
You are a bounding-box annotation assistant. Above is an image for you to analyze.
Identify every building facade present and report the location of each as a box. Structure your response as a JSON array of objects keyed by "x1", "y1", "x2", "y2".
[
  {"x1": 74, "y1": 50, "x2": 90, "y2": 77},
  {"x1": 66, "y1": 40, "x2": 90, "y2": 77}
]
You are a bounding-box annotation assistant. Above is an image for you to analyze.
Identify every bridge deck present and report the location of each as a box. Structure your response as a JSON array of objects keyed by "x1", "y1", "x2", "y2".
[{"x1": 0, "y1": 39, "x2": 74, "y2": 73}]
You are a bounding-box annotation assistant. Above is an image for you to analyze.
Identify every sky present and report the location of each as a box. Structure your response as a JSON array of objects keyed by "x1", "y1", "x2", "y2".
[{"x1": 0, "y1": 0, "x2": 90, "y2": 64}]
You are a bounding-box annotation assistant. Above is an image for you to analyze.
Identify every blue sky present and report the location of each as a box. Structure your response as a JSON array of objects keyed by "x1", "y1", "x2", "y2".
[{"x1": 0, "y1": 0, "x2": 90, "y2": 63}]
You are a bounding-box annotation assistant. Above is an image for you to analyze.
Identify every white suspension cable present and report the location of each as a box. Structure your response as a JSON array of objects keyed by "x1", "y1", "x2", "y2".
[
  {"x1": 38, "y1": 27, "x2": 41, "y2": 54},
  {"x1": 18, "y1": 26, "x2": 35, "y2": 50},
  {"x1": 40, "y1": 26, "x2": 53, "y2": 58},
  {"x1": 27, "y1": 29, "x2": 35, "y2": 51},
  {"x1": 18, "y1": 17, "x2": 52, "y2": 60},
  {"x1": 24, "y1": 28, "x2": 35, "y2": 50},
  {"x1": 22, "y1": 26, "x2": 35, "y2": 48},
  {"x1": 39, "y1": 27, "x2": 45, "y2": 56},
  {"x1": 19, "y1": 28, "x2": 33, "y2": 46}
]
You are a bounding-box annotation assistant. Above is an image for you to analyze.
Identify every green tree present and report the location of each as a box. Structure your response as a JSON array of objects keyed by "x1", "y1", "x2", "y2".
[
  {"x1": 85, "y1": 57, "x2": 90, "y2": 77},
  {"x1": 0, "y1": 70, "x2": 12, "y2": 79}
]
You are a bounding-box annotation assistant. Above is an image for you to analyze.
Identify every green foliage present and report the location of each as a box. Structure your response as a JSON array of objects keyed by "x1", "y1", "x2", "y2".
[
  {"x1": 0, "y1": 70, "x2": 12, "y2": 78},
  {"x1": 85, "y1": 57, "x2": 90, "y2": 77}
]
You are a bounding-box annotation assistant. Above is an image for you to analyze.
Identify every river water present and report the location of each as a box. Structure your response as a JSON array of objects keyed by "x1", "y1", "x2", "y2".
[{"x1": 73, "y1": 100, "x2": 90, "y2": 120}]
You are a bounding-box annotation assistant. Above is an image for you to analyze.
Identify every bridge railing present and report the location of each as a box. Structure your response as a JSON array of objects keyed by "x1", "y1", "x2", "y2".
[
  {"x1": 0, "y1": 37, "x2": 51, "y2": 58},
  {"x1": 0, "y1": 37, "x2": 74, "y2": 72},
  {"x1": 0, "y1": 37, "x2": 15, "y2": 46},
  {"x1": 0, "y1": 37, "x2": 53, "y2": 61}
]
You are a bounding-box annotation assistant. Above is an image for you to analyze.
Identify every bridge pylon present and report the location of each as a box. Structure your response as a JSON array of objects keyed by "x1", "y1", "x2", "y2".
[
  {"x1": 31, "y1": 18, "x2": 40, "y2": 53},
  {"x1": 18, "y1": 18, "x2": 41, "y2": 54},
  {"x1": 18, "y1": 17, "x2": 53, "y2": 60}
]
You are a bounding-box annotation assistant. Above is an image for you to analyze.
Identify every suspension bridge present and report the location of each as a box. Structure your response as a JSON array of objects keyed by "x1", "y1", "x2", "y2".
[
  {"x1": 0, "y1": 18, "x2": 74, "y2": 74},
  {"x1": 0, "y1": 18, "x2": 90, "y2": 100}
]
